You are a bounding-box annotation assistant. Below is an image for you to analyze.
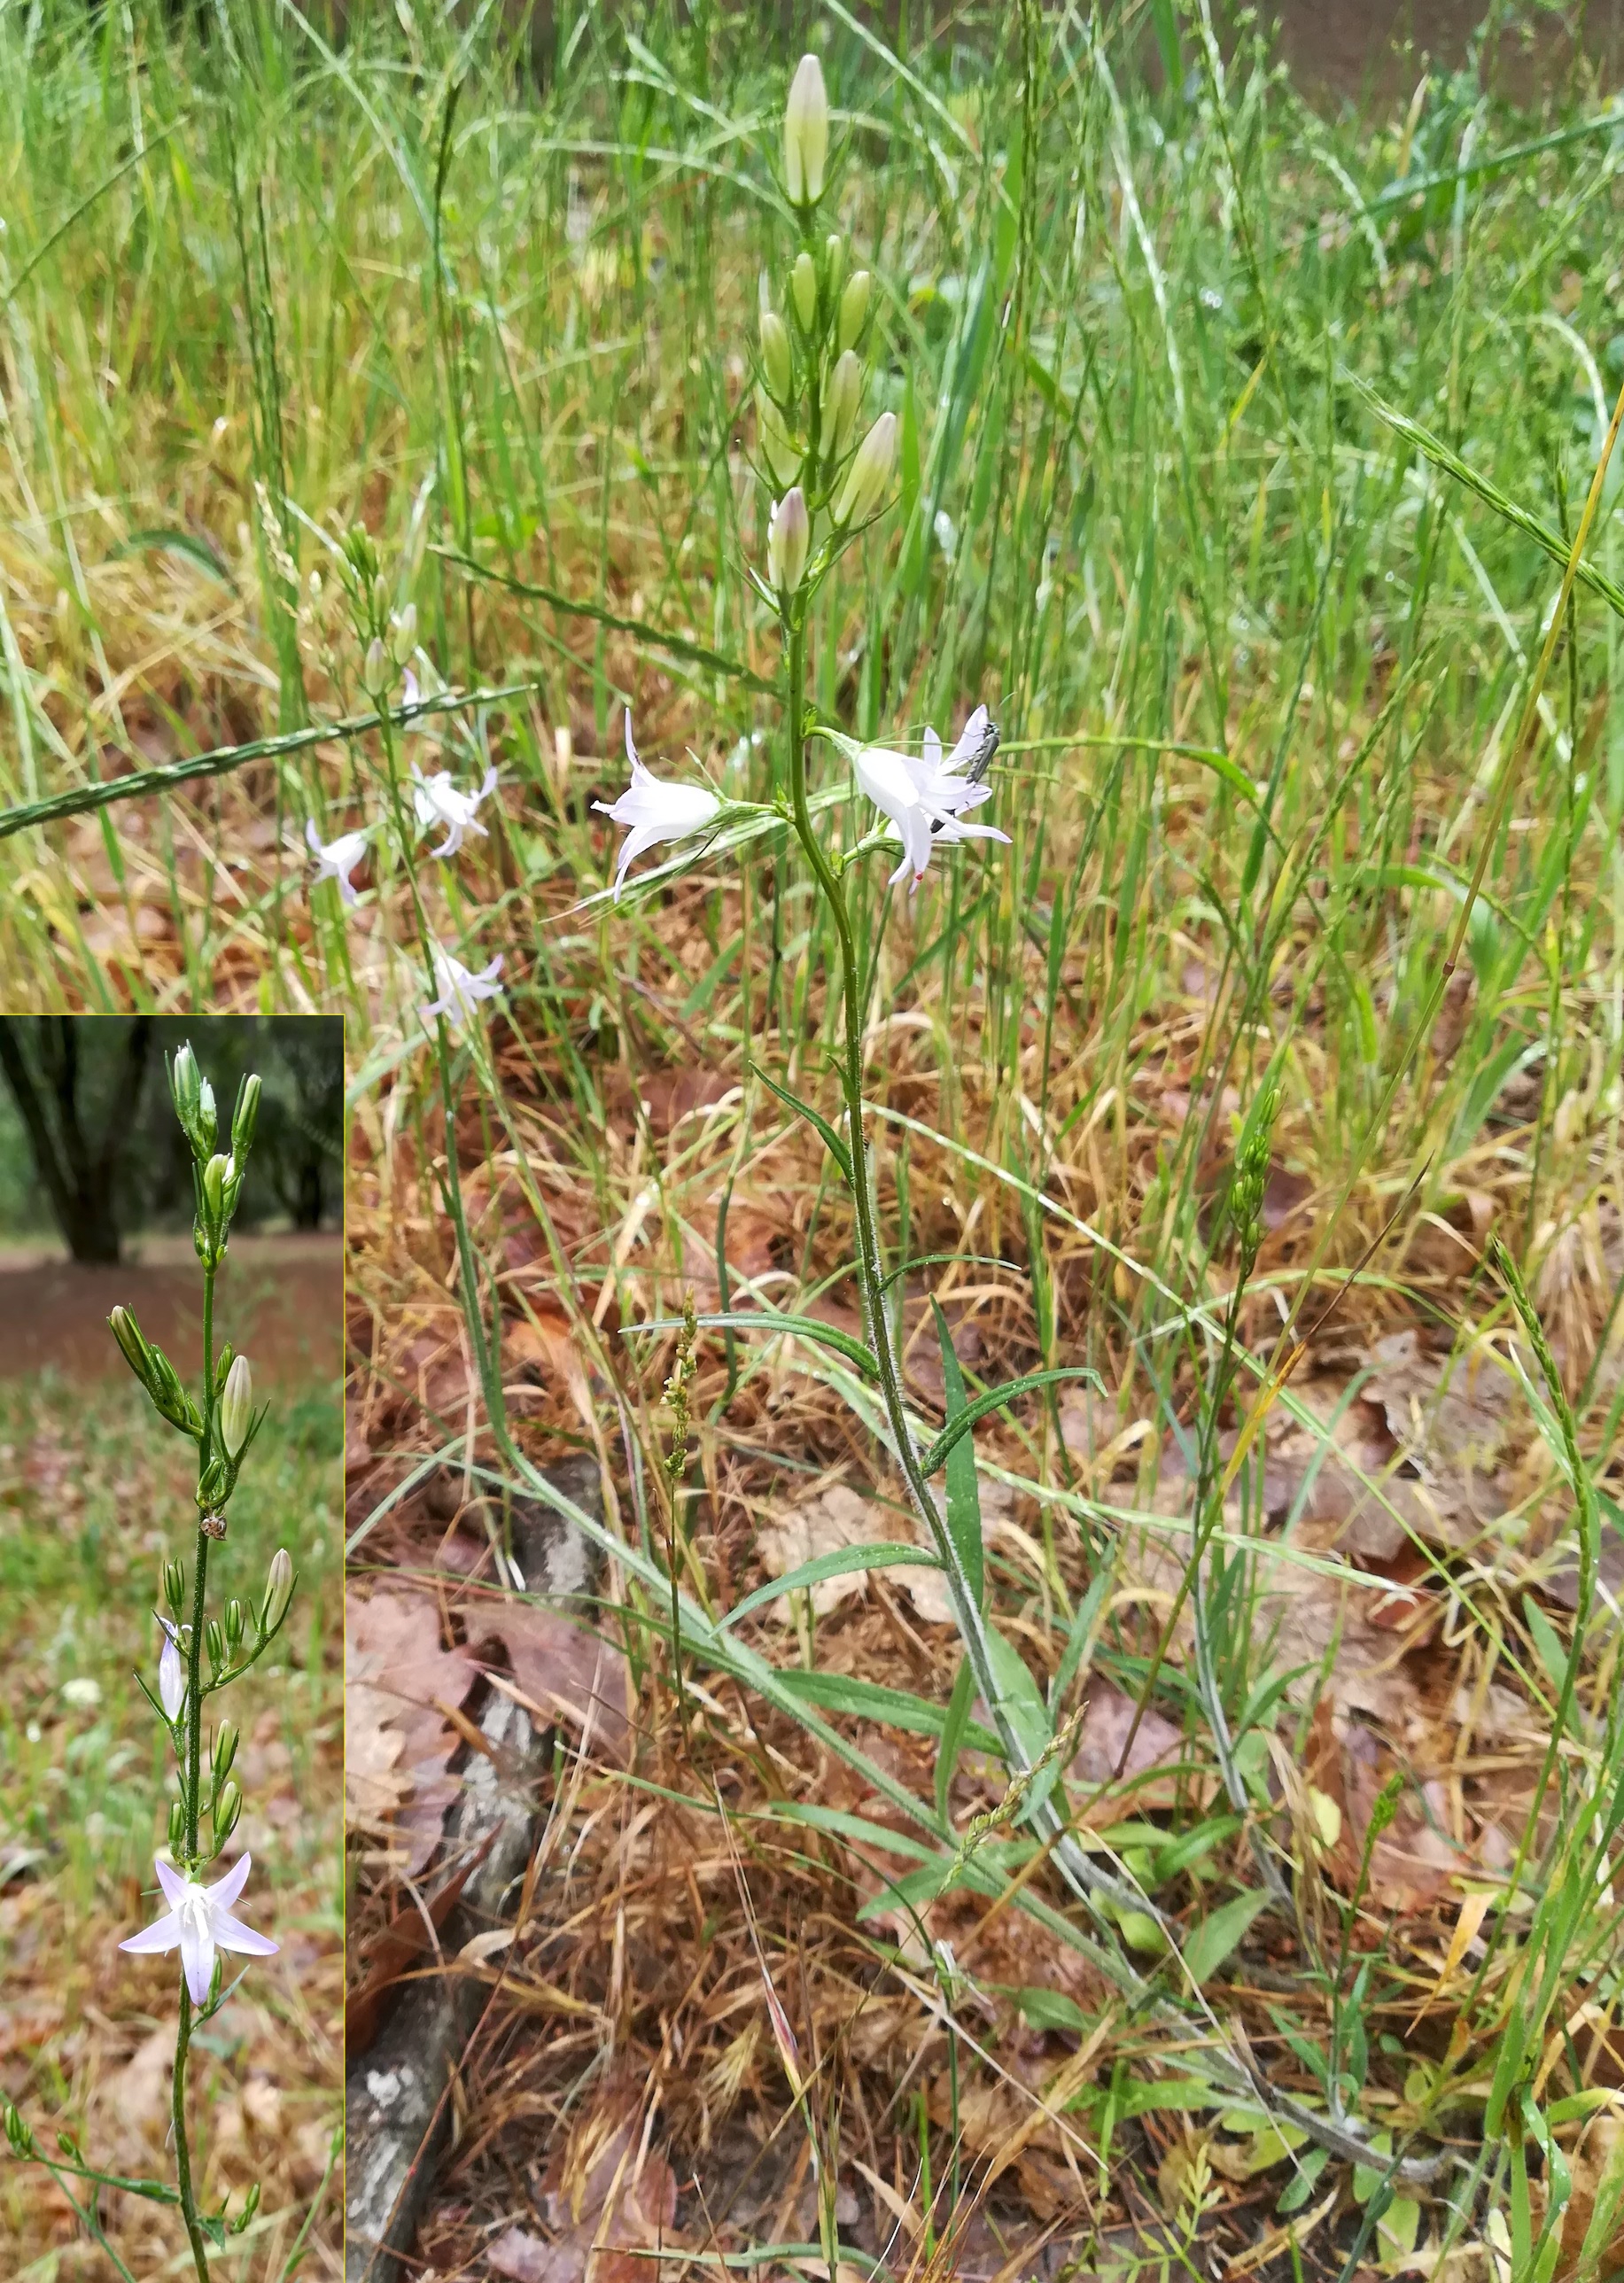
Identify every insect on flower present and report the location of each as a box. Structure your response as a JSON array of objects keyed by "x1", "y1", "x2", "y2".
[{"x1": 846, "y1": 704, "x2": 1010, "y2": 890}]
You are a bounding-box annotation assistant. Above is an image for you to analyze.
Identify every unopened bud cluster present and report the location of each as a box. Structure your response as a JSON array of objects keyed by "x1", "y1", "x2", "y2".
[
  {"x1": 754, "y1": 53, "x2": 897, "y2": 613},
  {"x1": 1229, "y1": 1081, "x2": 1280, "y2": 1268}
]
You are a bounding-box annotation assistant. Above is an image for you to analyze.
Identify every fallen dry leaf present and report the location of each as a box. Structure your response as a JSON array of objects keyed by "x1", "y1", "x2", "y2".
[
  {"x1": 346, "y1": 1588, "x2": 478, "y2": 1873},
  {"x1": 476, "y1": 1603, "x2": 632, "y2": 1763},
  {"x1": 755, "y1": 1481, "x2": 950, "y2": 1624}
]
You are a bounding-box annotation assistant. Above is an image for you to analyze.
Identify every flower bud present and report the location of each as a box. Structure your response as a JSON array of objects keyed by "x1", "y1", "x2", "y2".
[
  {"x1": 260, "y1": 1548, "x2": 295, "y2": 1639},
  {"x1": 169, "y1": 1042, "x2": 201, "y2": 1135},
  {"x1": 158, "y1": 1621, "x2": 186, "y2": 1723},
  {"x1": 231, "y1": 2183, "x2": 262, "y2": 2236},
  {"x1": 362, "y1": 636, "x2": 390, "y2": 695},
  {"x1": 790, "y1": 250, "x2": 818, "y2": 333},
  {"x1": 3, "y1": 2097, "x2": 35, "y2": 2157},
  {"x1": 206, "y1": 1619, "x2": 226, "y2": 1674},
  {"x1": 757, "y1": 392, "x2": 802, "y2": 488},
  {"x1": 168, "y1": 1798, "x2": 186, "y2": 1855},
  {"x1": 214, "y1": 1778, "x2": 242, "y2": 1844},
  {"x1": 391, "y1": 601, "x2": 417, "y2": 664},
  {"x1": 834, "y1": 410, "x2": 898, "y2": 526},
  {"x1": 108, "y1": 1305, "x2": 154, "y2": 1387},
  {"x1": 837, "y1": 268, "x2": 872, "y2": 353},
  {"x1": 220, "y1": 1355, "x2": 253, "y2": 1461},
  {"x1": 231, "y1": 1072, "x2": 260, "y2": 1161},
  {"x1": 197, "y1": 1075, "x2": 218, "y2": 1156},
  {"x1": 213, "y1": 1719, "x2": 239, "y2": 1785},
  {"x1": 825, "y1": 233, "x2": 845, "y2": 300},
  {"x1": 822, "y1": 350, "x2": 862, "y2": 457},
  {"x1": 202, "y1": 1153, "x2": 229, "y2": 1227},
  {"x1": 164, "y1": 1560, "x2": 186, "y2": 1619},
  {"x1": 760, "y1": 308, "x2": 792, "y2": 403},
  {"x1": 766, "y1": 488, "x2": 810, "y2": 595},
  {"x1": 783, "y1": 53, "x2": 829, "y2": 207},
  {"x1": 224, "y1": 1597, "x2": 246, "y2": 1652}
]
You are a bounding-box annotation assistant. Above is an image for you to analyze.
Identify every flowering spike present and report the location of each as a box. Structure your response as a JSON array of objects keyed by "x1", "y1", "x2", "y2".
[{"x1": 783, "y1": 53, "x2": 828, "y2": 207}]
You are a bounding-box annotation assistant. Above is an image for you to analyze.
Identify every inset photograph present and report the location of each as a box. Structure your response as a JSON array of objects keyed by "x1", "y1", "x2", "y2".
[{"x1": 0, "y1": 1016, "x2": 343, "y2": 2279}]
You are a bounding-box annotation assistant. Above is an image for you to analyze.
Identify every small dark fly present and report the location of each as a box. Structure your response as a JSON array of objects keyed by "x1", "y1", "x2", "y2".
[{"x1": 930, "y1": 711, "x2": 1000, "y2": 833}]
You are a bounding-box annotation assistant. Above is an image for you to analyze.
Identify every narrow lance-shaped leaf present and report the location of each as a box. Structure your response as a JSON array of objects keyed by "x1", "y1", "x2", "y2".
[{"x1": 931, "y1": 1297, "x2": 984, "y2": 1614}]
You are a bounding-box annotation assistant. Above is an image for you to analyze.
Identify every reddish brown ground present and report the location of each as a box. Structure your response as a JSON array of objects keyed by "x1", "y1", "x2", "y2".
[{"x1": 0, "y1": 1231, "x2": 342, "y2": 1383}]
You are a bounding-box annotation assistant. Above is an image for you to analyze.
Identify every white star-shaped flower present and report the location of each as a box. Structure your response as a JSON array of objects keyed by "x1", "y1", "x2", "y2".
[
  {"x1": 850, "y1": 704, "x2": 1009, "y2": 891},
  {"x1": 421, "y1": 946, "x2": 504, "y2": 1032},
  {"x1": 593, "y1": 712, "x2": 721, "y2": 898},
  {"x1": 305, "y1": 820, "x2": 369, "y2": 907},
  {"x1": 410, "y1": 759, "x2": 500, "y2": 858},
  {"x1": 119, "y1": 1852, "x2": 278, "y2": 2007}
]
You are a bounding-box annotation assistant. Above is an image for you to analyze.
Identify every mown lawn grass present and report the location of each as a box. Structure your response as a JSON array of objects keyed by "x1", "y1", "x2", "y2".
[{"x1": 4, "y1": 1, "x2": 1624, "y2": 2274}]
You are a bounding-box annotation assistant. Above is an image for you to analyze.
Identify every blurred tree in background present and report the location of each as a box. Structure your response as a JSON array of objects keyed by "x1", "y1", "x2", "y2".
[{"x1": 0, "y1": 1017, "x2": 343, "y2": 1258}]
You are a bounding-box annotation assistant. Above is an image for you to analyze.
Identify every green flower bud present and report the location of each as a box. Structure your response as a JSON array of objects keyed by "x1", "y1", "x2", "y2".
[
  {"x1": 202, "y1": 1153, "x2": 229, "y2": 1227},
  {"x1": 790, "y1": 250, "x2": 818, "y2": 334},
  {"x1": 362, "y1": 636, "x2": 390, "y2": 696},
  {"x1": 224, "y1": 1597, "x2": 246, "y2": 1652},
  {"x1": 757, "y1": 392, "x2": 803, "y2": 488},
  {"x1": 822, "y1": 349, "x2": 862, "y2": 458},
  {"x1": 213, "y1": 1719, "x2": 239, "y2": 1786},
  {"x1": 837, "y1": 269, "x2": 872, "y2": 353},
  {"x1": 220, "y1": 1355, "x2": 253, "y2": 1461},
  {"x1": 824, "y1": 233, "x2": 845, "y2": 301},
  {"x1": 833, "y1": 410, "x2": 898, "y2": 527},
  {"x1": 108, "y1": 1305, "x2": 155, "y2": 1388},
  {"x1": 231, "y1": 1072, "x2": 260, "y2": 1161},
  {"x1": 214, "y1": 1779, "x2": 242, "y2": 1844},
  {"x1": 3, "y1": 2097, "x2": 35, "y2": 2157},
  {"x1": 169, "y1": 1042, "x2": 201, "y2": 1136},
  {"x1": 164, "y1": 1560, "x2": 186, "y2": 1620},
  {"x1": 766, "y1": 486, "x2": 810, "y2": 595},
  {"x1": 168, "y1": 1798, "x2": 186, "y2": 1855},
  {"x1": 206, "y1": 1619, "x2": 226, "y2": 1674},
  {"x1": 260, "y1": 1548, "x2": 295, "y2": 1640},
  {"x1": 783, "y1": 53, "x2": 829, "y2": 207},
  {"x1": 231, "y1": 2183, "x2": 262, "y2": 2236},
  {"x1": 390, "y1": 602, "x2": 417, "y2": 664},
  {"x1": 759, "y1": 308, "x2": 792, "y2": 403}
]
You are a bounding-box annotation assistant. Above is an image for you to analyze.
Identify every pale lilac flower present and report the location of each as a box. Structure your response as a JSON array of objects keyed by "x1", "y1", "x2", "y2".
[
  {"x1": 305, "y1": 819, "x2": 369, "y2": 907},
  {"x1": 594, "y1": 713, "x2": 721, "y2": 898},
  {"x1": 157, "y1": 1617, "x2": 186, "y2": 1724},
  {"x1": 421, "y1": 945, "x2": 504, "y2": 1031},
  {"x1": 850, "y1": 704, "x2": 1009, "y2": 891},
  {"x1": 401, "y1": 667, "x2": 423, "y2": 717},
  {"x1": 119, "y1": 1852, "x2": 278, "y2": 2007},
  {"x1": 410, "y1": 758, "x2": 500, "y2": 858}
]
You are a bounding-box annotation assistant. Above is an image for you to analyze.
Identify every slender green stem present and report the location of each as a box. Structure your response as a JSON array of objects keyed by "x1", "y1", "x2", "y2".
[{"x1": 172, "y1": 1256, "x2": 217, "y2": 2283}]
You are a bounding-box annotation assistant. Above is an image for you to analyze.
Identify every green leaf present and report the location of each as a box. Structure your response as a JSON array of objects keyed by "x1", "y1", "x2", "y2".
[
  {"x1": 1522, "y1": 1594, "x2": 1573, "y2": 1709},
  {"x1": 720, "y1": 1544, "x2": 939, "y2": 1632},
  {"x1": 111, "y1": 526, "x2": 237, "y2": 589},
  {"x1": 936, "y1": 1651, "x2": 975, "y2": 1824},
  {"x1": 749, "y1": 1062, "x2": 852, "y2": 1185},
  {"x1": 931, "y1": 1298, "x2": 983, "y2": 1612},
  {"x1": 984, "y1": 1626, "x2": 1061, "y2": 1818},
  {"x1": 626, "y1": 1307, "x2": 876, "y2": 1379},
  {"x1": 918, "y1": 1363, "x2": 1101, "y2": 1476},
  {"x1": 1015, "y1": 1986, "x2": 1092, "y2": 2034},
  {"x1": 776, "y1": 1668, "x2": 1000, "y2": 1755},
  {"x1": 1181, "y1": 1888, "x2": 1273, "y2": 1986},
  {"x1": 1277, "y1": 2145, "x2": 1330, "y2": 2212}
]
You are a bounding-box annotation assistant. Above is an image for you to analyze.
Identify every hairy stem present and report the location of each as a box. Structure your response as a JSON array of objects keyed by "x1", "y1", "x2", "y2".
[{"x1": 173, "y1": 1255, "x2": 217, "y2": 2283}]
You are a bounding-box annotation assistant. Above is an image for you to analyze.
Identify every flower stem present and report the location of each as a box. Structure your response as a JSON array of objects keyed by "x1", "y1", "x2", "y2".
[{"x1": 173, "y1": 1255, "x2": 217, "y2": 2283}]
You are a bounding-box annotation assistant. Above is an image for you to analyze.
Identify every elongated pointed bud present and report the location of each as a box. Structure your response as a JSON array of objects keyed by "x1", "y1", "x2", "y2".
[
  {"x1": 834, "y1": 410, "x2": 898, "y2": 526},
  {"x1": 206, "y1": 1619, "x2": 226, "y2": 1674},
  {"x1": 231, "y1": 2183, "x2": 261, "y2": 2236},
  {"x1": 169, "y1": 1043, "x2": 200, "y2": 1137},
  {"x1": 790, "y1": 250, "x2": 818, "y2": 333},
  {"x1": 220, "y1": 1355, "x2": 253, "y2": 1461},
  {"x1": 202, "y1": 1153, "x2": 229, "y2": 1228},
  {"x1": 823, "y1": 350, "x2": 862, "y2": 457},
  {"x1": 214, "y1": 1779, "x2": 242, "y2": 1845},
  {"x1": 391, "y1": 602, "x2": 417, "y2": 664},
  {"x1": 260, "y1": 1549, "x2": 295, "y2": 1639},
  {"x1": 109, "y1": 1305, "x2": 154, "y2": 1386},
  {"x1": 224, "y1": 1597, "x2": 246, "y2": 1652},
  {"x1": 231, "y1": 1073, "x2": 260, "y2": 1161},
  {"x1": 825, "y1": 234, "x2": 845, "y2": 301},
  {"x1": 362, "y1": 636, "x2": 390, "y2": 695},
  {"x1": 168, "y1": 1798, "x2": 186, "y2": 1854},
  {"x1": 213, "y1": 1719, "x2": 239, "y2": 1787},
  {"x1": 783, "y1": 53, "x2": 828, "y2": 207},
  {"x1": 163, "y1": 1560, "x2": 186, "y2": 1620},
  {"x1": 760, "y1": 308, "x2": 792, "y2": 403},
  {"x1": 837, "y1": 269, "x2": 872, "y2": 353},
  {"x1": 757, "y1": 392, "x2": 802, "y2": 487},
  {"x1": 766, "y1": 488, "x2": 811, "y2": 594},
  {"x1": 3, "y1": 2097, "x2": 35, "y2": 2157},
  {"x1": 158, "y1": 1625, "x2": 186, "y2": 1723}
]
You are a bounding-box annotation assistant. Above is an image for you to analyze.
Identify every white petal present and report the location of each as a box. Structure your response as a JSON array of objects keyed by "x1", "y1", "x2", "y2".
[
  {"x1": 154, "y1": 1856, "x2": 189, "y2": 1909},
  {"x1": 120, "y1": 1910, "x2": 182, "y2": 1955},
  {"x1": 210, "y1": 1912, "x2": 278, "y2": 1959},
  {"x1": 208, "y1": 1852, "x2": 253, "y2": 1911},
  {"x1": 305, "y1": 819, "x2": 322, "y2": 857},
  {"x1": 179, "y1": 1912, "x2": 215, "y2": 2007}
]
